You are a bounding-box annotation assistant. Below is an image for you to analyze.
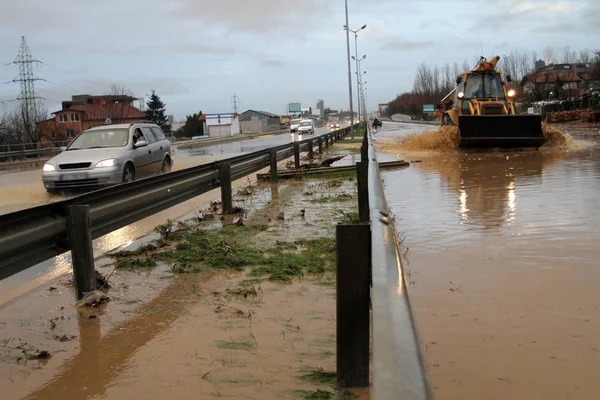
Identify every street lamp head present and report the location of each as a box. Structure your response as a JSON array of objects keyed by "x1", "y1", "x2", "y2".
[
  {"x1": 362, "y1": 55, "x2": 367, "y2": 60},
  {"x1": 361, "y1": 24, "x2": 367, "y2": 30},
  {"x1": 351, "y1": 56, "x2": 356, "y2": 60}
]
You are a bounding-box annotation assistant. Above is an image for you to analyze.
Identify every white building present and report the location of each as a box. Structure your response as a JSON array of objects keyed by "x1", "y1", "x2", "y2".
[{"x1": 204, "y1": 113, "x2": 241, "y2": 138}]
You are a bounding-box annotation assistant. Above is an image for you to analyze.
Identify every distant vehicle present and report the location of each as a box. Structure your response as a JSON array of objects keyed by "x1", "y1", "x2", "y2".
[
  {"x1": 42, "y1": 122, "x2": 172, "y2": 193},
  {"x1": 290, "y1": 118, "x2": 302, "y2": 133},
  {"x1": 331, "y1": 122, "x2": 340, "y2": 129},
  {"x1": 297, "y1": 119, "x2": 315, "y2": 135}
]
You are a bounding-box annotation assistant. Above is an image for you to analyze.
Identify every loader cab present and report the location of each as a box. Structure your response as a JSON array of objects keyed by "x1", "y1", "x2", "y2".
[{"x1": 457, "y1": 72, "x2": 508, "y2": 113}]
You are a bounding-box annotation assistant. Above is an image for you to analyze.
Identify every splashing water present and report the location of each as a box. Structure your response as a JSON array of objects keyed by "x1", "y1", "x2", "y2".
[
  {"x1": 398, "y1": 126, "x2": 460, "y2": 151},
  {"x1": 541, "y1": 123, "x2": 572, "y2": 148},
  {"x1": 394, "y1": 124, "x2": 572, "y2": 151}
]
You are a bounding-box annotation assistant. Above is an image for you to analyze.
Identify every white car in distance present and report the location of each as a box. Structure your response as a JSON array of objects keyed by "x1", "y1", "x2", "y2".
[
  {"x1": 297, "y1": 119, "x2": 314, "y2": 135},
  {"x1": 290, "y1": 118, "x2": 302, "y2": 133}
]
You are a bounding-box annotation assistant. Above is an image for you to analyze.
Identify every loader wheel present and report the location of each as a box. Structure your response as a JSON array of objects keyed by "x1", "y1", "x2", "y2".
[{"x1": 443, "y1": 115, "x2": 454, "y2": 126}]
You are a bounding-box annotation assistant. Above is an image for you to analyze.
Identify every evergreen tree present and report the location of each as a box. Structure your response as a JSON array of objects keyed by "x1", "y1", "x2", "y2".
[
  {"x1": 145, "y1": 90, "x2": 171, "y2": 133},
  {"x1": 179, "y1": 112, "x2": 204, "y2": 138}
]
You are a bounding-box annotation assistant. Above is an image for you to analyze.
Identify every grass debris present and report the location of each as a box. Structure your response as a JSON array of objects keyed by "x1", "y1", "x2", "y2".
[
  {"x1": 115, "y1": 257, "x2": 157, "y2": 270},
  {"x1": 298, "y1": 367, "x2": 336, "y2": 385},
  {"x1": 294, "y1": 389, "x2": 335, "y2": 399}
]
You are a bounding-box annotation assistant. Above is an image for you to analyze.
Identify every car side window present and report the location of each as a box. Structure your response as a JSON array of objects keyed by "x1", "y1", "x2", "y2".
[
  {"x1": 150, "y1": 127, "x2": 166, "y2": 141},
  {"x1": 141, "y1": 127, "x2": 157, "y2": 144}
]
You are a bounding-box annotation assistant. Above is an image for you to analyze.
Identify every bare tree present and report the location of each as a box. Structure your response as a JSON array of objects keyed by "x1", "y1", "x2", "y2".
[
  {"x1": 0, "y1": 101, "x2": 48, "y2": 145},
  {"x1": 452, "y1": 62, "x2": 461, "y2": 79},
  {"x1": 578, "y1": 49, "x2": 590, "y2": 63},
  {"x1": 562, "y1": 46, "x2": 577, "y2": 63}
]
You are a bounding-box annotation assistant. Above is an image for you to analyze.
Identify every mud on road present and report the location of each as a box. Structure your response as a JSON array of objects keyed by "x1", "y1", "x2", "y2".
[{"x1": 0, "y1": 160, "x2": 368, "y2": 400}]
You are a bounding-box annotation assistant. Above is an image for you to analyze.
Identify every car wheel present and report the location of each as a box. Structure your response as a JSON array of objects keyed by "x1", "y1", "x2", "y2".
[
  {"x1": 161, "y1": 158, "x2": 172, "y2": 174},
  {"x1": 122, "y1": 164, "x2": 135, "y2": 183}
]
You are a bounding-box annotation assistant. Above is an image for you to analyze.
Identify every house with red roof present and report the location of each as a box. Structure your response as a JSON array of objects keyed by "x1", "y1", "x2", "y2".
[
  {"x1": 36, "y1": 94, "x2": 147, "y2": 145},
  {"x1": 520, "y1": 62, "x2": 600, "y2": 101}
]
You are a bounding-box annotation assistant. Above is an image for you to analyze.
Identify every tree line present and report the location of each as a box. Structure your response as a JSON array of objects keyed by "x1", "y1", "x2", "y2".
[{"x1": 386, "y1": 46, "x2": 600, "y2": 119}]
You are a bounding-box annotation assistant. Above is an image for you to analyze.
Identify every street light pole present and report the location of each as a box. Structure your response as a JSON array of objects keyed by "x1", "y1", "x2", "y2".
[
  {"x1": 345, "y1": 25, "x2": 367, "y2": 126},
  {"x1": 354, "y1": 34, "x2": 361, "y2": 120},
  {"x1": 344, "y1": 0, "x2": 354, "y2": 139}
]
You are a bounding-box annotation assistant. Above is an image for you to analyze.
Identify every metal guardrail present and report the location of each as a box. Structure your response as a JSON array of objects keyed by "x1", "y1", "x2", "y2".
[
  {"x1": 0, "y1": 141, "x2": 66, "y2": 160},
  {"x1": 0, "y1": 127, "x2": 350, "y2": 283},
  {"x1": 0, "y1": 124, "x2": 430, "y2": 397},
  {"x1": 365, "y1": 129, "x2": 432, "y2": 399}
]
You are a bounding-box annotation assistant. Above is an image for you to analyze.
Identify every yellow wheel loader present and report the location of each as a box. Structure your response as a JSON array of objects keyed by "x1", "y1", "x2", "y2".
[{"x1": 439, "y1": 56, "x2": 546, "y2": 148}]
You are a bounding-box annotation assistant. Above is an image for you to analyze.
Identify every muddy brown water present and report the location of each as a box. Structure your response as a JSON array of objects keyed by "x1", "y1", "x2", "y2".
[
  {"x1": 0, "y1": 173, "x2": 363, "y2": 400},
  {"x1": 377, "y1": 121, "x2": 600, "y2": 399}
]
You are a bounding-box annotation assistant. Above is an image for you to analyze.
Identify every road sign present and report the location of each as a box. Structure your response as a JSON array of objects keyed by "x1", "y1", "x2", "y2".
[
  {"x1": 423, "y1": 104, "x2": 435, "y2": 113},
  {"x1": 288, "y1": 103, "x2": 301, "y2": 113}
]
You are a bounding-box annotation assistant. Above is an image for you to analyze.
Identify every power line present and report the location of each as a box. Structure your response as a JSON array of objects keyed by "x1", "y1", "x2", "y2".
[{"x1": 40, "y1": 62, "x2": 107, "y2": 94}]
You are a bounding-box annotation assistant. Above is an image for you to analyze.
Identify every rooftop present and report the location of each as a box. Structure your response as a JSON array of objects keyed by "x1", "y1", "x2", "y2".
[{"x1": 242, "y1": 109, "x2": 279, "y2": 118}]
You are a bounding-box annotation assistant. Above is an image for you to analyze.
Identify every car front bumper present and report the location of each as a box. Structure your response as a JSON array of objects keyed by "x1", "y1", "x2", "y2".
[{"x1": 42, "y1": 166, "x2": 122, "y2": 190}]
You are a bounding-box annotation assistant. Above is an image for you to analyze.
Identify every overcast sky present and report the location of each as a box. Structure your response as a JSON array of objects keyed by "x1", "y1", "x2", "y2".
[{"x1": 0, "y1": 0, "x2": 598, "y2": 120}]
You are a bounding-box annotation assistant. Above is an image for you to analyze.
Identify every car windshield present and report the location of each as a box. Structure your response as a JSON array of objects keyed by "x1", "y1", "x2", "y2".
[
  {"x1": 463, "y1": 73, "x2": 505, "y2": 99},
  {"x1": 300, "y1": 121, "x2": 312, "y2": 127},
  {"x1": 67, "y1": 129, "x2": 129, "y2": 150}
]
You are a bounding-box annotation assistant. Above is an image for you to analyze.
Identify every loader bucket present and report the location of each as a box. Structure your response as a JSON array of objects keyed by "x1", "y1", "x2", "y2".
[{"x1": 458, "y1": 115, "x2": 546, "y2": 148}]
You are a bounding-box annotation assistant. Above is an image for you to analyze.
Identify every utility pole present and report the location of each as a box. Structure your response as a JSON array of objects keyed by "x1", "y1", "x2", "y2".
[
  {"x1": 10, "y1": 36, "x2": 45, "y2": 142},
  {"x1": 344, "y1": 0, "x2": 354, "y2": 139}
]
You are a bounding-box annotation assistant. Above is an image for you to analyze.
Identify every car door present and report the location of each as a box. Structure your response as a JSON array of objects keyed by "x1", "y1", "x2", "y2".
[
  {"x1": 150, "y1": 126, "x2": 169, "y2": 161},
  {"x1": 141, "y1": 127, "x2": 163, "y2": 174},
  {"x1": 131, "y1": 127, "x2": 153, "y2": 177}
]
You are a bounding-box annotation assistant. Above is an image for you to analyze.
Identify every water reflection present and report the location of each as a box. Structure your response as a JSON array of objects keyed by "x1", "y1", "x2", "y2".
[{"x1": 415, "y1": 152, "x2": 560, "y2": 230}]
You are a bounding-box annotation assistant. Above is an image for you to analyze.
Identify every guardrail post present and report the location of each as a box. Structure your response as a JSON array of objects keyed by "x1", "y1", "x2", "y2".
[
  {"x1": 356, "y1": 162, "x2": 370, "y2": 223},
  {"x1": 269, "y1": 148, "x2": 278, "y2": 182},
  {"x1": 325, "y1": 134, "x2": 330, "y2": 148},
  {"x1": 219, "y1": 163, "x2": 233, "y2": 213},
  {"x1": 336, "y1": 223, "x2": 371, "y2": 388},
  {"x1": 67, "y1": 205, "x2": 96, "y2": 300},
  {"x1": 318, "y1": 138, "x2": 323, "y2": 155},
  {"x1": 308, "y1": 140, "x2": 314, "y2": 159},
  {"x1": 294, "y1": 142, "x2": 300, "y2": 169}
]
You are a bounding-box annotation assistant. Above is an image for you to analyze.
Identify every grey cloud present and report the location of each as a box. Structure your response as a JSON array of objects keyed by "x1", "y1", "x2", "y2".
[
  {"x1": 381, "y1": 39, "x2": 437, "y2": 51},
  {"x1": 530, "y1": 23, "x2": 576, "y2": 34},
  {"x1": 172, "y1": 0, "x2": 333, "y2": 34},
  {"x1": 372, "y1": 65, "x2": 398, "y2": 72},
  {"x1": 262, "y1": 59, "x2": 289, "y2": 68},
  {"x1": 173, "y1": 43, "x2": 238, "y2": 55}
]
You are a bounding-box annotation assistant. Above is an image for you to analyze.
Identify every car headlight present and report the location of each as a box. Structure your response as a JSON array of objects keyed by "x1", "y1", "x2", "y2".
[
  {"x1": 95, "y1": 158, "x2": 119, "y2": 168},
  {"x1": 458, "y1": 92, "x2": 465, "y2": 99},
  {"x1": 43, "y1": 163, "x2": 56, "y2": 172},
  {"x1": 508, "y1": 89, "x2": 516, "y2": 97}
]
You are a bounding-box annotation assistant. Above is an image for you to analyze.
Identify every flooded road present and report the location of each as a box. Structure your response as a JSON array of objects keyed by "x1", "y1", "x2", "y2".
[
  {"x1": 0, "y1": 128, "x2": 332, "y2": 215},
  {"x1": 378, "y1": 122, "x2": 600, "y2": 399},
  {"x1": 0, "y1": 128, "x2": 334, "y2": 305}
]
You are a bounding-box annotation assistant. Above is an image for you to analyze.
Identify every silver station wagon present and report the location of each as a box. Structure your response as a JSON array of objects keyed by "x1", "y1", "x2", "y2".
[{"x1": 42, "y1": 122, "x2": 173, "y2": 193}]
